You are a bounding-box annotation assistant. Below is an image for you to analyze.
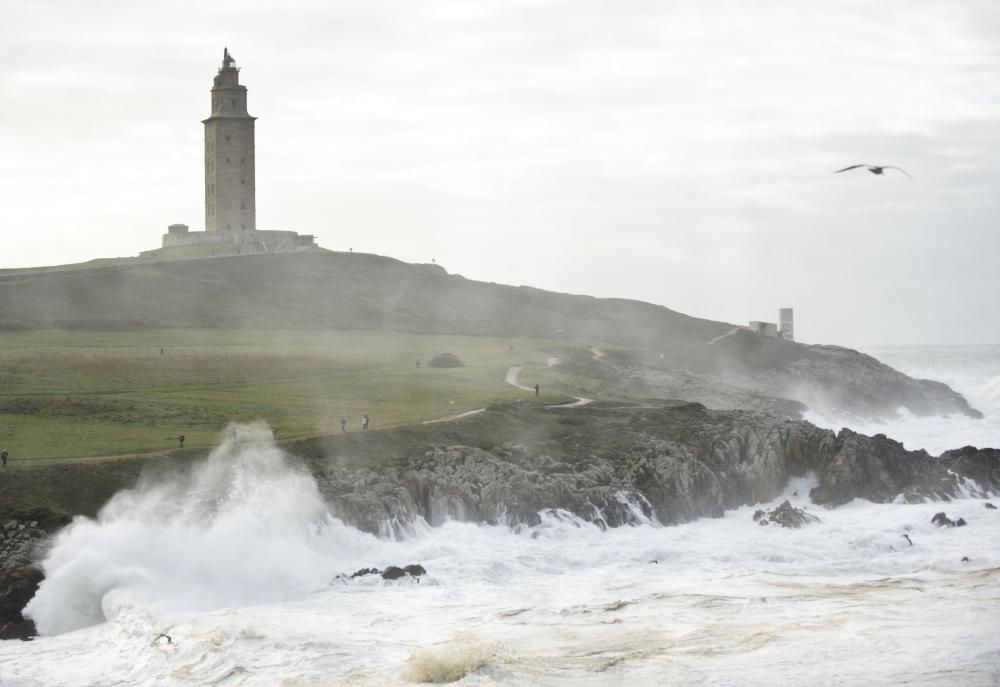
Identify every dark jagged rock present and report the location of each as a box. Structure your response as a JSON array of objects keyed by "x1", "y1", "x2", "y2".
[
  {"x1": 342, "y1": 564, "x2": 427, "y2": 581},
  {"x1": 0, "y1": 509, "x2": 73, "y2": 641},
  {"x1": 308, "y1": 403, "x2": 999, "y2": 535},
  {"x1": 402, "y1": 564, "x2": 427, "y2": 577},
  {"x1": 753, "y1": 500, "x2": 820, "y2": 529},
  {"x1": 381, "y1": 564, "x2": 426, "y2": 581},
  {"x1": 932, "y1": 512, "x2": 967, "y2": 528},
  {"x1": 939, "y1": 447, "x2": 1000, "y2": 490},
  {"x1": 809, "y1": 435, "x2": 999, "y2": 507},
  {"x1": 0, "y1": 566, "x2": 42, "y2": 641},
  {"x1": 349, "y1": 567, "x2": 381, "y2": 579},
  {"x1": 808, "y1": 431, "x2": 938, "y2": 506},
  {"x1": 986, "y1": 503, "x2": 997, "y2": 510}
]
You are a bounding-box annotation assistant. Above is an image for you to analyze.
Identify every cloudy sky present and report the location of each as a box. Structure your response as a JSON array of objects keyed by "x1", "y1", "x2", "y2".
[{"x1": 2, "y1": 0, "x2": 998, "y2": 345}]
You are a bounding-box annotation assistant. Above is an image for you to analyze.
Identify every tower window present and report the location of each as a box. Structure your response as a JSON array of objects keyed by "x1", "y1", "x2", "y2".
[
  {"x1": 225, "y1": 135, "x2": 230, "y2": 143},
  {"x1": 226, "y1": 157, "x2": 230, "y2": 164}
]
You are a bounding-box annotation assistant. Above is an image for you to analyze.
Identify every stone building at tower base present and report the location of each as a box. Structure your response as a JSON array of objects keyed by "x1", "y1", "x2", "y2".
[{"x1": 141, "y1": 223, "x2": 315, "y2": 258}]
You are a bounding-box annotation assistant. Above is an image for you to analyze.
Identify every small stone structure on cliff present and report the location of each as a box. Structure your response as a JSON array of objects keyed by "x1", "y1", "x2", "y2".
[
  {"x1": 143, "y1": 48, "x2": 315, "y2": 257},
  {"x1": 744, "y1": 308, "x2": 794, "y2": 340}
]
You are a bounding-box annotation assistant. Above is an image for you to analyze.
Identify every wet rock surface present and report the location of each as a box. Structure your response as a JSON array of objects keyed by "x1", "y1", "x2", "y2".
[
  {"x1": 382, "y1": 564, "x2": 427, "y2": 580},
  {"x1": 310, "y1": 403, "x2": 999, "y2": 534},
  {"x1": 342, "y1": 564, "x2": 427, "y2": 581},
  {"x1": 753, "y1": 501, "x2": 821, "y2": 528},
  {"x1": 0, "y1": 508, "x2": 70, "y2": 641},
  {"x1": 932, "y1": 512, "x2": 967, "y2": 528}
]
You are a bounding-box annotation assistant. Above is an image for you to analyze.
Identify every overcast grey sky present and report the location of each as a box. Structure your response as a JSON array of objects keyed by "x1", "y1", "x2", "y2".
[{"x1": 2, "y1": 0, "x2": 998, "y2": 345}]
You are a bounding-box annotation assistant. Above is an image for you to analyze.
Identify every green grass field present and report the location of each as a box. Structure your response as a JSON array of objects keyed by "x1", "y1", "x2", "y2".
[{"x1": 0, "y1": 329, "x2": 607, "y2": 462}]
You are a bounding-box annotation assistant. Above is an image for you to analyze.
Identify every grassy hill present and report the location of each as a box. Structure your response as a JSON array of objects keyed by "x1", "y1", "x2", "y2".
[
  {"x1": 0, "y1": 329, "x2": 594, "y2": 461},
  {"x1": 0, "y1": 249, "x2": 980, "y2": 467},
  {"x1": 0, "y1": 250, "x2": 730, "y2": 347}
]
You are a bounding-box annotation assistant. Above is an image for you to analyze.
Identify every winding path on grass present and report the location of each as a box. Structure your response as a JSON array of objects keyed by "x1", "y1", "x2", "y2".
[
  {"x1": 505, "y1": 365, "x2": 593, "y2": 409},
  {"x1": 421, "y1": 408, "x2": 486, "y2": 425},
  {"x1": 423, "y1": 364, "x2": 593, "y2": 423},
  {"x1": 504, "y1": 366, "x2": 532, "y2": 391}
]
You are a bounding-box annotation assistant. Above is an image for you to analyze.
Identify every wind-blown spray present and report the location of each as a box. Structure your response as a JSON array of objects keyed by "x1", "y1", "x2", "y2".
[{"x1": 27, "y1": 423, "x2": 334, "y2": 635}]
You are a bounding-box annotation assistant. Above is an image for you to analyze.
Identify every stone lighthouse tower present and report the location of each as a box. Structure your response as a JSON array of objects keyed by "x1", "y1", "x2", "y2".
[
  {"x1": 150, "y1": 50, "x2": 315, "y2": 255},
  {"x1": 203, "y1": 48, "x2": 256, "y2": 232}
]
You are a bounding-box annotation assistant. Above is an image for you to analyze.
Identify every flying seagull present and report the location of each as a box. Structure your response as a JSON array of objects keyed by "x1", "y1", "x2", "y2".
[{"x1": 835, "y1": 164, "x2": 911, "y2": 177}]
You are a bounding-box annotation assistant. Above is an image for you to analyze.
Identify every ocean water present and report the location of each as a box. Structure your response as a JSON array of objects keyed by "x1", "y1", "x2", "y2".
[
  {"x1": 806, "y1": 344, "x2": 1000, "y2": 456},
  {"x1": 2, "y1": 346, "x2": 999, "y2": 686}
]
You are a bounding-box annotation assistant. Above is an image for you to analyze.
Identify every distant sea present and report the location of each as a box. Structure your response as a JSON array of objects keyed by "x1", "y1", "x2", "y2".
[{"x1": 807, "y1": 344, "x2": 1000, "y2": 455}]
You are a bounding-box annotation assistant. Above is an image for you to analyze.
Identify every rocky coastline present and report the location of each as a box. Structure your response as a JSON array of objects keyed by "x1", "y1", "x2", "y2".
[
  {"x1": 314, "y1": 402, "x2": 998, "y2": 535},
  {"x1": 2, "y1": 401, "x2": 997, "y2": 640},
  {"x1": 0, "y1": 509, "x2": 69, "y2": 640},
  {"x1": 564, "y1": 335, "x2": 983, "y2": 422}
]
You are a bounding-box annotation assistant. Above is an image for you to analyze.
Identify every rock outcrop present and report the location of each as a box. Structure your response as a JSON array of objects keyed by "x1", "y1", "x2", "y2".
[
  {"x1": 309, "y1": 402, "x2": 999, "y2": 534},
  {"x1": 931, "y1": 512, "x2": 967, "y2": 528},
  {"x1": 753, "y1": 501, "x2": 820, "y2": 528},
  {"x1": 0, "y1": 509, "x2": 69, "y2": 640},
  {"x1": 581, "y1": 336, "x2": 981, "y2": 422},
  {"x1": 342, "y1": 564, "x2": 427, "y2": 581},
  {"x1": 382, "y1": 564, "x2": 427, "y2": 580}
]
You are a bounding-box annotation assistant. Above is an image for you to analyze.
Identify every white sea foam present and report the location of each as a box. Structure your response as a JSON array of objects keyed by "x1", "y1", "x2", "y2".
[
  {"x1": 2, "y1": 348, "x2": 999, "y2": 686},
  {"x1": 5, "y1": 489, "x2": 999, "y2": 686},
  {"x1": 24, "y1": 423, "x2": 345, "y2": 635}
]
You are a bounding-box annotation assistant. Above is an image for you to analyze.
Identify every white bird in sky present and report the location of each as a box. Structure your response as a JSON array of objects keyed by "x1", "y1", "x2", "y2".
[{"x1": 835, "y1": 164, "x2": 912, "y2": 177}]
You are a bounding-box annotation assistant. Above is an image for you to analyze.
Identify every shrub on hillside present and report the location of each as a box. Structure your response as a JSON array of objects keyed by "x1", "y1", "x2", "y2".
[{"x1": 428, "y1": 353, "x2": 464, "y2": 368}]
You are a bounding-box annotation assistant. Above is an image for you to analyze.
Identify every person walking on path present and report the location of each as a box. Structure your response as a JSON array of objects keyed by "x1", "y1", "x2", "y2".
[
  {"x1": 340, "y1": 417, "x2": 347, "y2": 432},
  {"x1": 362, "y1": 414, "x2": 370, "y2": 431},
  {"x1": 178, "y1": 434, "x2": 185, "y2": 448},
  {"x1": 1, "y1": 449, "x2": 7, "y2": 467},
  {"x1": 534, "y1": 383, "x2": 540, "y2": 397}
]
